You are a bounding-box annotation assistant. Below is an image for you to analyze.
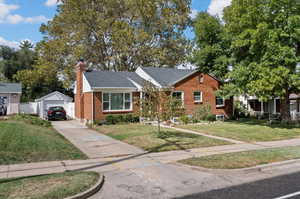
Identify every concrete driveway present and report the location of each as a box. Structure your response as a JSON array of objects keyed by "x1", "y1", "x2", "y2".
[
  {"x1": 52, "y1": 121, "x2": 235, "y2": 198},
  {"x1": 52, "y1": 120, "x2": 300, "y2": 199},
  {"x1": 52, "y1": 120, "x2": 144, "y2": 158}
]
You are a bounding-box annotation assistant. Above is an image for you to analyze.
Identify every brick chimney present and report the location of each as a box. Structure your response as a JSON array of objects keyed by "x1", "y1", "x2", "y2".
[{"x1": 75, "y1": 59, "x2": 86, "y2": 119}]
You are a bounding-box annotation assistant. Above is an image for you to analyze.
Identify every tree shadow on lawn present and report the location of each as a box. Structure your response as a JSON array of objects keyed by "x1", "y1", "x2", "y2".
[
  {"x1": 144, "y1": 130, "x2": 199, "y2": 152},
  {"x1": 156, "y1": 131, "x2": 199, "y2": 139}
]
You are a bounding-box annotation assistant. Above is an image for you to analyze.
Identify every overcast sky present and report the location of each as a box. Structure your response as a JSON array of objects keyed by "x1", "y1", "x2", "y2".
[{"x1": 0, "y1": 0, "x2": 231, "y2": 48}]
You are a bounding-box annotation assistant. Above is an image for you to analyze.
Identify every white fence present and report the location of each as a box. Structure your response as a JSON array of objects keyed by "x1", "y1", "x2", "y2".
[
  {"x1": 64, "y1": 103, "x2": 75, "y2": 119},
  {"x1": 20, "y1": 102, "x2": 75, "y2": 119},
  {"x1": 20, "y1": 102, "x2": 38, "y2": 115}
]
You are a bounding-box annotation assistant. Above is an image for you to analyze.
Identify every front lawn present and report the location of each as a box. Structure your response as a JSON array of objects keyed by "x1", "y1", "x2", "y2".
[
  {"x1": 0, "y1": 120, "x2": 87, "y2": 165},
  {"x1": 0, "y1": 171, "x2": 99, "y2": 199},
  {"x1": 179, "y1": 146, "x2": 300, "y2": 169},
  {"x1": 94, "y1": 124, "x2": 231, "y2": 152},
  {"x1": 177, "y1": 119, "x2": 300, "y2": 142}
]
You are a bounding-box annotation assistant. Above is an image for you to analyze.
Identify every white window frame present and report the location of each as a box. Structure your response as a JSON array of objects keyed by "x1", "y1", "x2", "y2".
[
  {"x1": 194, "y1": 91, "x2": 202, "y2": 103},
  {"x1": 102, "y1": 92, "x2": 133, "y2": 112},
  {"x1": 216, "y1": 114, "x2": 225, "y2": 121},
  {"x1": 216, "y1": 97, "x2": 225, "y2": 107},
  {"x1": 199, "y1": 75, "x2": 204, "y2": 83},
  {"x1": 172, "y1": 91, "x2": 184, "y2": 105}
]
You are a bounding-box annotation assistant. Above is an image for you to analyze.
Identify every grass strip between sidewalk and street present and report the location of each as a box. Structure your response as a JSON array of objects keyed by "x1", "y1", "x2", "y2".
[
  {"x1": 179, "y1": 145, "x2": 300, "y2": 169},
  {"x1": 94, "y1": 124, "x2": 231, "y2": 152},
  {"x1": 0, "y1": 171, "x2": 99, "y2": 199}
]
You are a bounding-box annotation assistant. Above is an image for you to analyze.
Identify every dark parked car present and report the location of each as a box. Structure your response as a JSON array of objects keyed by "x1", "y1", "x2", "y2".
[
  {"x1": 47, "y1": 106, "x2": 67, "y2": 121},
  {"x1": 0, "y1": 105, "x2": 7, "y2": 116}
]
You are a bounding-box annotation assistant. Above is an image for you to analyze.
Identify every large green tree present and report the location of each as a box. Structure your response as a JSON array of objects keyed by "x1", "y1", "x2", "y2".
[
  {"x1": 0, "y1": 42, "x2": 36, "y2": 81},
  {"x1": 193, "y1": 0, "x2": 300, "y2": 121},
  {"x1": 191, "y1": 12, "x2": 231, "y2": 80},
  {"x1": 38, "y1": 0, "x2": 192, "y2": 87}
]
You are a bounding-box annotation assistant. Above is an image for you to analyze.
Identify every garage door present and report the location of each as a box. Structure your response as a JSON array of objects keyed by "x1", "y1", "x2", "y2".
[{"x1": 43, "y1": 100, "x2": 64, "y2": 118}]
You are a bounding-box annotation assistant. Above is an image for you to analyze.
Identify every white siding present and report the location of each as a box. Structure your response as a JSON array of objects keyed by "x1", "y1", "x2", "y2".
[{"x1": 83, "y1": 74, "x2": 92, "y2": 93}]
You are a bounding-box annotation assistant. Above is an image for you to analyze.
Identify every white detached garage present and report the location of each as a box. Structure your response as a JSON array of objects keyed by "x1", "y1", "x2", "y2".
[{"x1": 35, "y1": 91, "x2": 73, "y2": 119}]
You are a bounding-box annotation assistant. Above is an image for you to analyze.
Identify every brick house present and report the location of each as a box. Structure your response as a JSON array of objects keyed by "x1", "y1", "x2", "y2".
[{"x1": 75, "y1": 61, "x2": 233, "y2": 123}]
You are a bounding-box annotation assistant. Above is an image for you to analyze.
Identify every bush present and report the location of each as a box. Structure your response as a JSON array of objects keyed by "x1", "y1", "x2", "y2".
[
  {"x1": 234, "y1": 100, "x2": 250, "y2": 118},
  {"x1": 193, "y1": 105, "x2": 212, "y2": 121},
  {"x1": 105, "y1": 115, "x2": 117, "y2": 125},
  {"x1": 105, "y1": 114, "x2": 139, "y2": 125},
  {"x1": 206, "y1": 114, "x2": 216, "y2": 122},
  {"x1": 115, "y1": 115, "x2": 124, "y2": 123},
  {"x1": 192, "y1": 118, "x2": 199, "y2": 123},
  {"x1": 124, "y1": 114, "x2": 133, "y2": 123},
  {"x1": 11, "y1": 114, "x2": 51, "y2": 127},
  {"x1": 179, "y1": 115, "x2": 190, "y2": 125}
]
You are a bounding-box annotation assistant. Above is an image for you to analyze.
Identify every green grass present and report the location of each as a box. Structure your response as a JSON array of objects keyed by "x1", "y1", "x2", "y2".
[
  {"x1": 177, "y1": 119, "x2": 300, "y2": 142},
  {"x1": 94, "y1": 124, "x2": 231, "y2": 152},
  {"x1": 0, "y1": 120, "x2": 87, "y2": 165},
  {"x1": 179, "y1": 146, "x2": 300, "y2": 169},
  {"x1": 0, "y1": 171, "x2": 99, "y2": 199}
]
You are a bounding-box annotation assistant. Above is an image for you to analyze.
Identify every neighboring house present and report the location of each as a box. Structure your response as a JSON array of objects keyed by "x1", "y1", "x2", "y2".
[
  {"x1": 0, "y1": 83, "x2": 22, "y2": 115},
  {"x1": 238, "y1": 95, "x2": 300, "y2": 120},
  {"x1": 75, "y1": 61, "x2": 233, "y2": 123},
  {"x1": 35, "y1": 91, "x2": 73, "y2": 119}
]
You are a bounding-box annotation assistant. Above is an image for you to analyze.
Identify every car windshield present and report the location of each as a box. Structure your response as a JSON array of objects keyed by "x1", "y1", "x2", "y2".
[{"x1": 49, "y1": 107, "x2": 64, "y2": 111}]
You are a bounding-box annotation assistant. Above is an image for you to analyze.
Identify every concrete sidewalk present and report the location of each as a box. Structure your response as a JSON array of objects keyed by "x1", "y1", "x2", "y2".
[
  {"x1": 3, "y1": 136, "x2": 300, "y2": 180},
  {"x1": 52, "y1": 120, "x2": 144, "y2": 159}
]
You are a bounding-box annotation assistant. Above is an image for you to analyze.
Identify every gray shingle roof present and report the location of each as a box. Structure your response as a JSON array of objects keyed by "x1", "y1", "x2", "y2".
[
  {"x1": 83, "y1": 67, "x2": 220, "y2": 89},
  {"x1": 84, "y1": 71, "x2": 142, "y2": 89},
  {"x1": 0, "y1": 83, "x2": 22, "y2": 93},
  {"x1": 140, "y1": 67, "x2": 196, "y2": 86}
]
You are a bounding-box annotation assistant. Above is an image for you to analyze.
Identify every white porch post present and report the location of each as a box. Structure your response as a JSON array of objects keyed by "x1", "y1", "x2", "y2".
[
  {"x1": 261, "y1": 101, "x2": 264, "y2": 114},
  {"x1": 274, "y1": 99, "x2": 276, "y2": 114}
]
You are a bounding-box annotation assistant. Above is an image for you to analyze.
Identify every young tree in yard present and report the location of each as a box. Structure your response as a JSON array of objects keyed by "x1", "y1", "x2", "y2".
[
  {"x1": 138, "y1": 82, "x2": 184, "y2": 133},
  {"x1": 37, "y1": 0, "x2": 192, "y2": 87},
  {"x1": 193, "y1": 0, "x2": 300, "y2": 122}
]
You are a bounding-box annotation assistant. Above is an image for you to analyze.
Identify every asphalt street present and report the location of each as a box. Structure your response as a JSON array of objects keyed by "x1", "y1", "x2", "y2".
[{"x1": 175, "y1": 171, "x2": 300, "y2": 199}]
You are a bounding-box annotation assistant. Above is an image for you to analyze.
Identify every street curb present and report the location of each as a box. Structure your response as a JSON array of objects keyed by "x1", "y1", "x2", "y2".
[
  {"x1": 65, "y1": 174, "x2": 105, "y2": 199},
  {"x1": 242, "y1": 159, "x2": 300, "y2": 173}
]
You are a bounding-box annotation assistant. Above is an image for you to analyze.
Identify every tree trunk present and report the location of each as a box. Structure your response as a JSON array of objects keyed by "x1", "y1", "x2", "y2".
[
  {"x1": 157, "y1": 117, "x2": 161, "y2": 133},
  {"x1": 280, "y1": 91, "x2": 291, "y2": 122}
]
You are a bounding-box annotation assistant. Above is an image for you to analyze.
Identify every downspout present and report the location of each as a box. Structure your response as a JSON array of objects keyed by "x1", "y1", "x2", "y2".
[{"x1": 92, "y1": 91, "x2": 94, "y2": 124}]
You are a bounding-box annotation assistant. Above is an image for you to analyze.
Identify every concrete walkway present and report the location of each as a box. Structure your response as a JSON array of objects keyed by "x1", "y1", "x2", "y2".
[
  {"x1": 161, "y1": 124, "x2": 245, "y2": 144},
  {"x1": 53, "y1": 120, "x2": 144, "y2": 158}
]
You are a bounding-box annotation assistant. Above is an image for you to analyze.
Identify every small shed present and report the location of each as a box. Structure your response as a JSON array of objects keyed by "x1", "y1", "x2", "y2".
[
  {"x1": 0, "y1": 83, "x2": 22, "y2": 115},
  {"x1": 35, "y1": 91, "x2": 73, "y2": 119}
]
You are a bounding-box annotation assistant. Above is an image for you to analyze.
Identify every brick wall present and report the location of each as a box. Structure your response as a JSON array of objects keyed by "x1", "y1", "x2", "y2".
[
  {"x1": 174, "y1": 72, "x2": 233, "y2": 118},
  {"x1": 74, "y1": 61, "x2": 86, "y2": 119},
  {"x1": 83, "y1": 92, "x2": 93, "y2": 120}
]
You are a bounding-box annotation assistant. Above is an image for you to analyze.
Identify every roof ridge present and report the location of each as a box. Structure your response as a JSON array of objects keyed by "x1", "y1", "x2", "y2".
[{"x1": 141, "y1": 66, "x2": 195, "y2": 70}]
